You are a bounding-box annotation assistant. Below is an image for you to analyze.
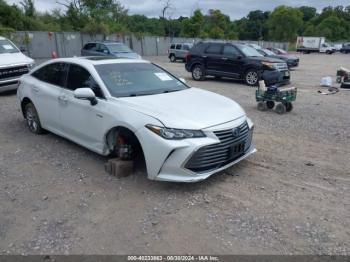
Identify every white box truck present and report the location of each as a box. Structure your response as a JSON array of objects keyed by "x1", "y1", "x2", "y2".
[{"x1": 296, "y1": 37, "x2": 335, "y2": 54}]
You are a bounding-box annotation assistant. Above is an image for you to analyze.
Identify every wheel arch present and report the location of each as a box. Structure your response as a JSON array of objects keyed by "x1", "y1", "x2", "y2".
[
  {"x1": 20, "y1": 97, "x2": 33, "y2": 117},
  {"x1": 104, "y1": 125, "x2": 146, "y2": 160}
]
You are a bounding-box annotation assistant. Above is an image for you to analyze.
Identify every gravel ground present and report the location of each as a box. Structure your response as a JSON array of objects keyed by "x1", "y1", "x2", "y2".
[{"x1": 0, "y1": 53, "x2": 349, "y2": 255}]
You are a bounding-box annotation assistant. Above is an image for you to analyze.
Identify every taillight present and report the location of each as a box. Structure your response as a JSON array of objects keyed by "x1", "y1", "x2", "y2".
[
  {"x1": 186, "y1": 53, "x2": 191, "y2": 62},
  {"x1": 17, "y1": 80, "x2": 21, "y2": 87}
]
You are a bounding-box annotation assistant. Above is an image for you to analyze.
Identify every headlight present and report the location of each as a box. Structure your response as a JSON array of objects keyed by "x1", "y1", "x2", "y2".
[
  {"x1": 146, "y1": 125, "x2": 206, "y2": 140},
  {"x1": 261, "y1": 61, "x2": 277, "y2": 69}
]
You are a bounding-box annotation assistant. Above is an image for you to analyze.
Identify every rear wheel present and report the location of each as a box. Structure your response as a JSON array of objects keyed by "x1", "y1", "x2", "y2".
[
  {"x1": 169, "y1": 54, "x2": 176, "y2": 62},
  {"x1": 244, "y1": 69, "x2": 259, "y2": 86},
  {"x1": 192, "y1": 64, "x2": 205, "y2": 81},
  {"x1": 275, "y1": 103, "x2": 286, "y2": 114},
  {"x1": 285, "y1": 102, "x2": 293, "y2": 112},
  {"x1": 25, "y1": 103, "x2": 44, "y2": 134}
]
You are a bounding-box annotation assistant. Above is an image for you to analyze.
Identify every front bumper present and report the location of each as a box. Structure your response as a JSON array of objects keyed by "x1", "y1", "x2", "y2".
[
  {"x1": 0, "y1": 78, "x2": 20, "y2": 92},
  {"x1": 287, "y1": 60, "x2": 299, "y2": 68},
  {"x1": 263, "y1": 70, "x2": 290, "y2": 86},
  {"x1": 137, "y1": 117, "x2": 256, "y2": 183}
]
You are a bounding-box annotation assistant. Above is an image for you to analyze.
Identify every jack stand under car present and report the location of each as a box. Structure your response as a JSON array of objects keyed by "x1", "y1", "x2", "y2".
[{"x1": 256, "y1": 80, "x2": 297, "y2": 114}]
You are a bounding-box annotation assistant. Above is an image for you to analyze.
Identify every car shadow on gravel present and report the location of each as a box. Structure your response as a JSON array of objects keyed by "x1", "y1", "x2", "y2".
[{"x1": 0, "y1": 90, "x2": 17, "y2": 96}]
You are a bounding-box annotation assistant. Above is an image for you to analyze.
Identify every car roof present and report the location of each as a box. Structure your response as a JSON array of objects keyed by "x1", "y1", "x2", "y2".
[{"x1": 49, "y1": 56, "x2": 149, "y2": 66}]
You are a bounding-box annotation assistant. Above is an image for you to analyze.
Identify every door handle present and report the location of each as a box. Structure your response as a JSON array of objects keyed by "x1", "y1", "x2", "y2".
[
  {"x1": 32, "y1": 86, "x2": 39, "y2": 93},
  {"x1": 58, "y1": 96, "x2": 68, "y2": 102},
  {"x1": 202, "y1": 55, "x2": 207, "y2": 58},
  {"x1": 221, "y1": 57, "x2": 228, "y2": 60}
]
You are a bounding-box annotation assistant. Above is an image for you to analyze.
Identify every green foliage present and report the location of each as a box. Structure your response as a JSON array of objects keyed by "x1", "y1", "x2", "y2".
[
  {"x1": 267, "y1": 6, "x2": 303, "y2": 42},
  {"x1": 1, "y1": 0, "x2": 350, "y2": 42}
]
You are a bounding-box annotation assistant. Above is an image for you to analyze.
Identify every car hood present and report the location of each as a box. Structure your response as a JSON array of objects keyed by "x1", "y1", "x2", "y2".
[
  {"x1": 0, "y1": 52, "x2": 34, "y2": 67},
  {"x1": 117, "y1": 87, "x2": 246, "y2": 129},
  {"x1": 112, "y1": 52, "x2": 141, "y2": 59},
  {"x1": 249, "y1": 56, "x2": 285, "y2": 63}
]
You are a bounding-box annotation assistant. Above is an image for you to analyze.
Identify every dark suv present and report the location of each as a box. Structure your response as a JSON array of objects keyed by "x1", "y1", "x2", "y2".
[{"x1": 185, "y1": 41, "x2": 290, "y2": 86}]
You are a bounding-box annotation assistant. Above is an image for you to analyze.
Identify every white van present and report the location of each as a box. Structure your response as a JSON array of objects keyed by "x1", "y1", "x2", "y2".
[{"x1": 0, "y1": 36, "x2": 35, "y2": 92}]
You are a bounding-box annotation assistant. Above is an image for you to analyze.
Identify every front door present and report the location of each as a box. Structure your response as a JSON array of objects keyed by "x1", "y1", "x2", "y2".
[
  {"x1": 220, "y1": 44, "x2": 244, "y2": 78},
  {"x1": 58, "y1": 63, "x2": 107, "y2": 152}
]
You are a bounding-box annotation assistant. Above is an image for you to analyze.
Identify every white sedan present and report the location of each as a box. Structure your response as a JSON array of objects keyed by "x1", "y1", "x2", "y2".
[{"x1": 17, "y1": 57, "x2": 256, "y2": 182}]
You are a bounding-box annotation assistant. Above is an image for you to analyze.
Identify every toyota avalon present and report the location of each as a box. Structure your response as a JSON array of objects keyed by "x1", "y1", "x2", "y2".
[{"x1": 17, "y1": 57, "x2": 256, "y2": 182}]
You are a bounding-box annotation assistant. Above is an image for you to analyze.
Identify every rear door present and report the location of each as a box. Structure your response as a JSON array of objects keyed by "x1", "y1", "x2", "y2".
[
  {"x1": 58, "y1": 63, "x2": 107, "y2": 151},
  {"x1": 204, "y1": 43, "x2": 224, "y2": 75},
  {"x1": 30, "y1": 62, "x2": 67, "y2": 132},
  {"x1": 175, "y1": 44, "x2": 182, "y2": 58}
]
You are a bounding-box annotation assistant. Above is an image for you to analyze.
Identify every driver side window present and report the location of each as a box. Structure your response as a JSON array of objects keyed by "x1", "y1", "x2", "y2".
[
  {"x1": 66, "y1": 64, "x2": 104, "y2": 98},
  {"x1": 223, "y1": 45, "x2": 240, "y2": 56}
]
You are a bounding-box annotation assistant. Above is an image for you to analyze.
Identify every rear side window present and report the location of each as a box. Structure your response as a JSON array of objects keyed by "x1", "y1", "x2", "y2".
[
  {"x1": 176, "y1": 44, "x2": 182, "y2": 50},
  {"x1": 83, "y1": 43, "x2": 96, "y2": 50},
  {"x1": 66, "y1": 64, "x2": 103, "y2": 98},
  {"x1": 32, "y1": 63, "x2": 67, "y2": 87},
  {"x1": 205, "y1": 44, "x2": 222, "y2": 54},
  {"x1": 183, "y1": 45, "x2": 190, "y2": 51},
  {"x1": 170, "y1": 44, "x2": 175, "y2": 49}
]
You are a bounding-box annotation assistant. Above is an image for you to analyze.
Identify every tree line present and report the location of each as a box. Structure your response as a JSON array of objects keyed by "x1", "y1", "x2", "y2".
[{"x1": 1, "y1": 0, "x2": 350, "y2": 42}]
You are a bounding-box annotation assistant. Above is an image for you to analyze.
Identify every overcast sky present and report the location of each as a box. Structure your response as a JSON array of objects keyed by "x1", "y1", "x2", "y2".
[{"x1": 5, "y1": 0, "x2": 350, "y2": 19}]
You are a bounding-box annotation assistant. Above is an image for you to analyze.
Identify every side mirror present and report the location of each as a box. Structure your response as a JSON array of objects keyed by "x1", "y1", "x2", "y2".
[
  {"x1": 103, "y1": 49, "x2": 109, "y2": 54},
  {"x1": 20, "y1": 46, "x2": 27, "y2": 52},
  {"x1": 179, "y1": 78, "x2": 186, "y2": 84},
  {"x1": 237, "y1": 55, "x2": 243, "y2": 60},
  {"x1": 74, "y1": 88, "x2": 98, "y2": 106}
]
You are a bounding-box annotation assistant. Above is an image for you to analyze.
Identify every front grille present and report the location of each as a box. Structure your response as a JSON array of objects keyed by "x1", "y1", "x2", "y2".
[
  {"x1": 185, "y1": 122, "x2": 253, "y2": 173},
  {"x1": 276, "y1": 63, "x2": 288, "y2": 71},
  {"x1": 0, "y1": 65, "x2": 29, "y2": 80}
]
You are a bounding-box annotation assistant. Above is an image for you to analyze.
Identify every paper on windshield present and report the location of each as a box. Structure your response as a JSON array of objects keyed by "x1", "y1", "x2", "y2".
[
  {"x1": 155, "y1": 72, "x2": 172, "y2": 81},
  {"x1": 2, "y1": 45, "x2": 14, "y2": 50}
]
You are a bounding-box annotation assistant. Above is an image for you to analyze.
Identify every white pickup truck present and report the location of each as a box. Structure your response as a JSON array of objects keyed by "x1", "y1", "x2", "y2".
[
  {"x1": 0, "y1": 36, "x2": 35, "y2": 93},
  {"x1": 296, "y1": 36, "x2": 335, "y2": 54}
]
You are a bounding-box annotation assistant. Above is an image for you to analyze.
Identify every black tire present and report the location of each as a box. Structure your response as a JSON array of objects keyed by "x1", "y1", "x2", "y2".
[
  {"x1": 24, "y1": 103, "x2": 44, "y2": 134},
  {"x1": 285, "y1": 102, "x2": 293, "y2": 112},
  {"x1": 191, "y1": 64, "x2": 205, "y2": 81},
  {"x1": 275, "y1": 103, "x2": 286, "y2": 114},
  {"x1": 266, "y1": 101, "x2": 275, "y2": 109},
  {"x1": 169, "y1": 54, "x2": 176, "y2": 62},
  {"x1": 244, "y1": 69, "x2": 259, "y2": 86},
  {"x1": 257, "y1": 101, "x2": 267, "y2": 111}
]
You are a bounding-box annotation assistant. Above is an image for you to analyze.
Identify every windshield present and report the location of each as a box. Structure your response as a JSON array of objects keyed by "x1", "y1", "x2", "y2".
[
  {"x1": 106, "y1": 43, "x2": 133, "y2": 53},
  {"x1": 236, "y1": 44, "x2": 263, "y2": 57},
  {"x1": 262, "y1": 48, "x2": 275, "y2": 56},
  {"x1": 95, "y1": 63, "x2": 188, "y2": 97},
  {"x1": 0, "y1": 39, "x2": 20, "y2": 54}
]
